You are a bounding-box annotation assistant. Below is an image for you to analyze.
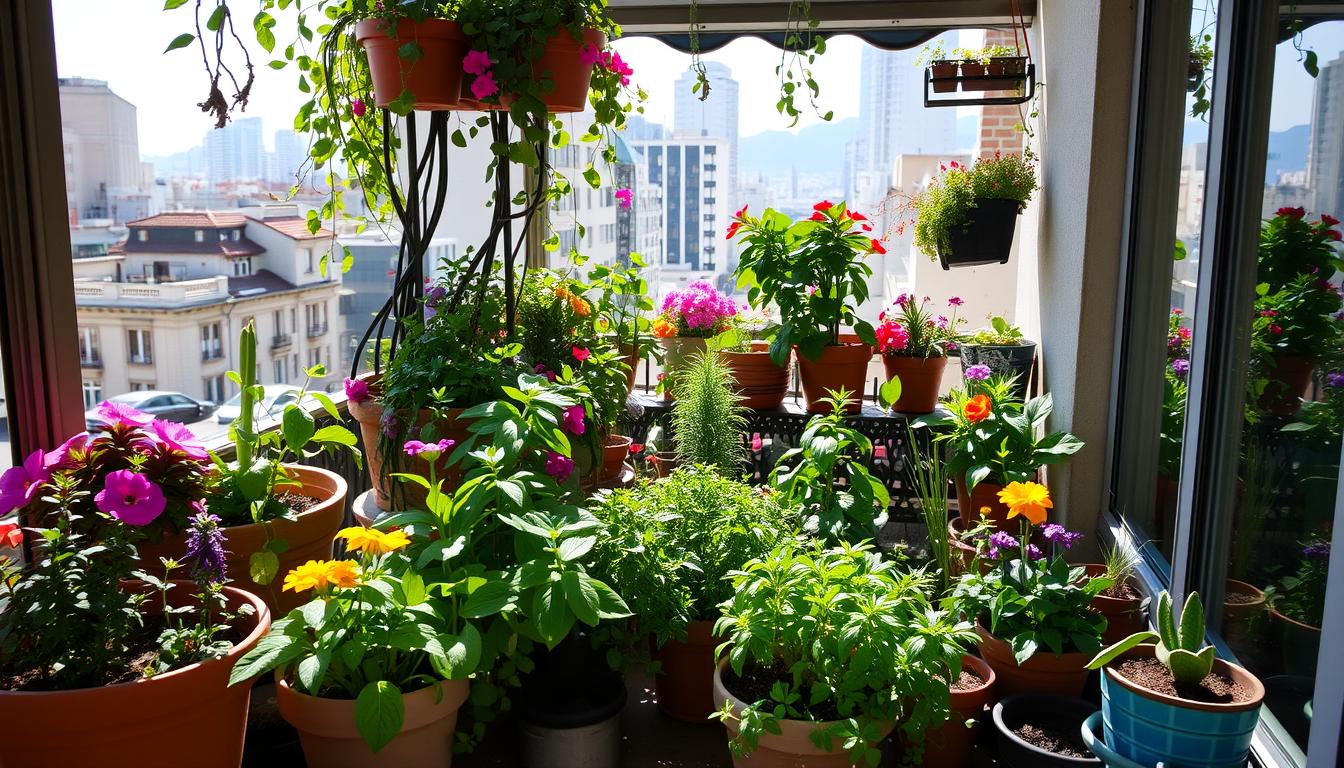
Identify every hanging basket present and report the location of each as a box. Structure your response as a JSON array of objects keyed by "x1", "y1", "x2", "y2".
[
  {"x1": 356, "y1": 18, "x2": 467, "y2": 111},
  {"x1": 937, "y1": 198, "x2": 1022, "y2": 270}
]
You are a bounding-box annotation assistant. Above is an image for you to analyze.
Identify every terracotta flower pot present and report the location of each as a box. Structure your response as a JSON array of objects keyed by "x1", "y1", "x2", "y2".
[
  {"x1": 975, "y1": 625, "x2": 1090, "y2": 698},
  {"x1": 1221, "y1": 578, "x2": 1265, "y2": 641},
  {"x1": 795, "y1": 342, "x2": 873, "y2": 414},
  {"x1": 0, "y1": 584, "x2": 270, "y2": 768},
  {"x1": 881, "y1": 354, "x2": 948, "y2": 414},
  {"x1": 953, "y1": 475, "x2": 1012, "y2": 532},
  {"x1": 713, "y1": 658, "x2": 893, "y2": 767},
  {"x1": 1083, "y1": 564, "x2": 1147, "y2": 645},
  {"x1": 356, "y1": 18, "x2": 466, "y2": 110},
  {"x1": 946, "y1": 517, "x2": 991, "y2": 577},
  {"x1": 721, "y1": 342, "x2": 789, "y2": 409},
  {"x1": 647, "y1": 451, "x2": 679, "y2": 479},
  {"x1": 601, "y1": 434, "x2": 633, "y2": 481},
  {"x1": 1259, "y1": 354, "x2": 1314, "y2": 416},
  {"x1": 515, "y1": 28, "x2": 605, "y2": 113},
  {"x1": 278, "y1": 676, "x2": 469, "y2": 768},
  {"x1": 658, "y1": 336, "x2": 709, "y2": 401},
  {"x1": 1268, "y1": 607, "x2": 1321, "y2": 677},
  {"x1": 348, "y1": 394, "x2": 472, "y2": 511},
  {"x1": 919, "y1": 654, "x2": 998, "y2": 768},
  {"x1": 142, "y1": 464, "x2": 347, "y2": 615},
  {"x1": 652, "y1": 620, "x2": 723, "y2": 722},
  {"x1": 929, "y1": 60, "x2": 958, "y2": 93}
]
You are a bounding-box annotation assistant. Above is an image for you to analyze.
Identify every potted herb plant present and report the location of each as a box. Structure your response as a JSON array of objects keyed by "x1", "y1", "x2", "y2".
[
  {"x1": 140, "y1": 321, "x2": 357, "y2": 615},
  {"x1": 1251, "y1": 273, "x2": 1342, "y2": 416},
  {"x1": 718, "y1": 306, "x2": 791, "y2": 409},
  {"x1": 950, "y1": 482, "x2": 1109, "y2": 696},
  {"x1": 730, "y1": 202, "x2": 882, "y2": 413},
  {"x1": 958, "y1": 315, "x2": 1037, "y2": 399},
  {"x1": 1085, "y1": 592, "x2": 1265, "y2": 768},
  {"x1": 916, "y1": 374, "x2": 1083, "y2": 532},
  {"x1": 651, "y1": 279, "x2": 737, "y2": 399},
  {"x1": 954, "y1": 43, "x2": 1027, "y2": 92},
  {"x1": 770, "y1": 389, "x2": 890, "y2": 544},
  {"x1": 0, "y1": 420, "x2": 270, "y2": 766},
  {"x1": 910, "y1": 152, "x2": 1038, "y2": 270},
  {"x1": 587, "y1": 465, "x2": 799, "y2": 722},
  {"x1": 671, "y1": 351, "x2": 748, "y2": 475},
  {"x1": 877, "y1": 293, "x2": 965, "y2": 413},
  {"x1": 713, "y1": 542, "x2": 977, "y2": 767},
  {"x1": 1263, "y1": 537, "x2": 1329, "y2": 677},
  {"x1": 916, "y1": 38, "x2": 958, "y2": 93},
  {"x1": 1084, "y1": 544, "x2": 1148, "y2": 645}
]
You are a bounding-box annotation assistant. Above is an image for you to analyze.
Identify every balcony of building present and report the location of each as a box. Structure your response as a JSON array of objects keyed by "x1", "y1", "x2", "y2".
[
  {"x1": 306, "y1": 321, "x2": 328, "y2": 339},
  {"x1": 72, "y1": 276, "x2": 231, "y2": 308},
  {"x1": 271, "y1": 333, "x2": 293, "y2": 350}
]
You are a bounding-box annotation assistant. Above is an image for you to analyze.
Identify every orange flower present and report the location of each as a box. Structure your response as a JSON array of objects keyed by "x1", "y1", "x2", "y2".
[
  {"x1": 997, "y1": 481, "x2": 1053, "y2": 526},
  {"x1": 568, "y1": 294, "x2": 591, "y2": 317},
  {"x1": 963, "y1": 394, "x2": 992, "y2": 423},
  {"x1": 282, "y1": 559, "x2": 361, "y2": 593},
  {"x1": 0, "y1": 521, "x2": 21, "y2": 549},
  {"x1": 652, "y1": 317, "x2": 677, "y2": 338}
]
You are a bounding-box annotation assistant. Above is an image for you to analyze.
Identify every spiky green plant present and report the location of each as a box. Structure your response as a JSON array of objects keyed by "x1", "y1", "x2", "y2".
[
  {"x1": 671, "y1": 352, "x2": 747, "y2": 473},
  {"x1": 1100, "y1": 542, "x2": 1139, "y2": 590},
  {"x1": 1086, "y1": 590, "x2": 1216, "y2": 685}
]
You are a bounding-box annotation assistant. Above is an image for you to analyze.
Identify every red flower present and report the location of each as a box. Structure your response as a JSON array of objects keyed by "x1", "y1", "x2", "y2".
[
  {"x1": 1328, "y1": 230, "x2": 1342, "y2": 242},
  {"x1": 1323, "y1": 214, "x2": 1340, "y2": 227},
  {"x1": 809, "y1": 211, "x2": 827, "y2": 222},
  {"x1": 868, "y1": 238, "x2": 887, "y2": 255},
  {"x1": 813, "y1": 200, "x2": 834, "y2": 212},
  {"x1": 1269, "y1": 324, "x2": 1283, "y2": 335},
  {"x1": 849, "y1": 211, "x2": 868, "y2": 222},
  {"x1": 1276, "y1": 206, "x2": 1306, "y2": 219},
  {"x1": 726, "y1": 221, "x2": 742, "y2": 239},
  {"x1": 963, "y1": 394, "x2": 992, "y2": 423},
  {"x1": 734, "y1": 203, "x2": 748, "y2": 219},
  {"x1": 572, "y1": 346, "x2": 591, "y2": 362},
  {"x1": 0, "y1": 521, "x2": 20, "y2": 549},
  {"x1": 1259, "y1": 310, "x2": 1278, "y2": 317},
  {"x1": 629, "y1": 444, "x2": 644, "y2": 455}
]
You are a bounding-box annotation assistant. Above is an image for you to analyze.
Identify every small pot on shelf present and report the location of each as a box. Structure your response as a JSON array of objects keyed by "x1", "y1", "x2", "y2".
[
  {"x1": 881, "y1": 354, "x2": 948, "y2": 414},
  {"x1": 1221, "y1": 578, "x2": 1265, "y2": 642},
  {"x1": 795, "y1": 342, "x2": 872, "y2": 414},
  {"x1": 1083, "y1": 564, "x2": 1147, "y2": 645},
  {"x1": 721, "y1": 341, "x2": 789, "y2": 410},
  {"x1": 1267, "y1": 607, "x2": 1321, "y2": 678},
  {"x1": 917, "y1": 654, "x2": 998, "y2": 768},
  {"x1": 657, "y1": 336, "x2": 709, "y2": 401},
  {"x1": 958, "y1": 340, "x2": 1037, "y2": 400},
  {"x1": 991, "y1": 694, "x2": 1100, "y2": 767}
]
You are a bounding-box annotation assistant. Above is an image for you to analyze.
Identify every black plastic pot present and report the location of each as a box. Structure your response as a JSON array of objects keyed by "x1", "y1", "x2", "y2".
[
  {"x1": 938, "y1": 197, "x2": 1022, "y2": 269},
  {"x1": 960, "y1": 341, "x2": 1037, "y2": 400},
  {"x1": 992, "y1": 694, "x2": 1100, "y2": 767},
  {"x1": 518, "y1": 631, "x2": 627, "y2": 768}
]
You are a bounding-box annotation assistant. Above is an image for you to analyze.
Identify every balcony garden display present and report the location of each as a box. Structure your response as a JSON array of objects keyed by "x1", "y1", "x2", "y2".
[
  {"x1": 713, "y1": 542, "x2": 977, "y2": 767},
  {"x1": 651, "y1": 279, "x2": 737, "y2": 399},
  {"x1": 1157, "y1": 309, "x2": 1192, "y2": 540},
  {"x1": 138, "y1": 321, "x2": 356, "y2": 614},
  {"x1": 916, "y1": 374, "x2": 1083, "y2": 532},
  {"x1": 588, "y1": 465, "x2": 799, "y2": 722},
  {"x1": 1084, "y1": 544, "x2": 1147, "y2": 646},
  {"x1": 915, "y1": 39, "x2": 957, "y2": 94},
  {"x1": 718, "y1": 306, "x2": 791, "y2": 409},
  {"x1": 771, "y1": 390, "x2": 889, "y2": 544},
  {"x1": 1085, "y1": 591, "x2": 1265, "y2": 768},
  {"x1": 954, "y1": 43, "x2": 1028, "y2": 92},
  {"x1": 0, "y1": 417, "x2": 270, "y2": 766},
  {"x1": 950, "y1": 484, "x2": 1109, "y2": 697},
  {"x1": 876, "y1": 293, "x2": 965, "y2": 413},
  {"x1": 235, "y1": 377, "x2": 629, "y2": 764},
  {"x1": 1263, "y1": 537, "x2": 1329, "y2": 677},
  {"x1": 958, "y1": 316, "x2": 1036, "y2": 400},
  {"x1": 670, "y1": 350, "x2": 748, "y2": 474},
  {"x1": 992, "y1": 694, "x2": 1101, "y2": 767},
  {"x1": 908, "y1": 152, "x2": 1038, "y2": 270},
  {"x1": 730, "y1": 201, "x2": 881, "y2": 413}
]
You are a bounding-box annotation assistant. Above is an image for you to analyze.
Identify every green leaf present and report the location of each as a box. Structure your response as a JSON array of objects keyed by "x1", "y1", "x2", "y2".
[
  {"x1": 249, "y1": 549, "x2": 279, "y2": 586},
  {"x1": 229, "y1": 629, "x2": 303, "y2": 686},
  {"x1": 164, "y1": 33, "x2": 195, "y2": 53},
  {"x1": 282, "y1": 406, "x2": 316, "y2": 453},
  {"x1": 461, "y1": 580, "x2": 513, "y2": 618},
  {"x1": 401, "y1": 571, "x2": 426, "y2": 605},
  {"x1": 589, "y1": 577, "x2": 631, "y2": 620},
  {"x1": 557, "y1": 535, "x2": 596, "y2": 562},
  {"x1": 878, "y1": 376, "x2": 902, "y2": 409},
  {"x1": 442, "y1": 624, "x2": 482, "y2": 679},
  {"x1": 1085, "y1": 631, "x2": 1159, "y2": 670},
  {"x1": 562, "y1": 571, "x2": 600, "y2": 626},
  {"x1": 296, "y1": 650, "x2": 330, "y2": 691},
  {"x1": 1178, "y1": 591, "x2": 1205, "y2": 651},
  {"x1": 205, "y1": 4, "x2": 226, "y2": 31},
  {"x1": 312, "y1": 424, "x2": 358, "y2": 447},
  {"x1": 163, "y1": 0, "x2": 189, "y2": 8},
  {"x1": 532, "y1": 582, "x2": 576, "y2": 647},
  {"x1": 355, "y1": 681, "x2": 404, "y2": 753}
]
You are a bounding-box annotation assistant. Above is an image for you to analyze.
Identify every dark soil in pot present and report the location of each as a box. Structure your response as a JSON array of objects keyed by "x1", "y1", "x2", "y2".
[
  {"x1": 721, "y1": 659, "x2": 843, "y2": 722},
  {"x1": 1013, "y1": 717, "x2": 1090, "y2": 759},
  {"x1": 993, "y1": 694, "x2": 1100, "y2": 767},
  {"x1": 519, "y1": 631, "x2": 626, "y2": 729},
  {"x1": 1113, "y1": 657, "x2": 1253, "y2": 704}
]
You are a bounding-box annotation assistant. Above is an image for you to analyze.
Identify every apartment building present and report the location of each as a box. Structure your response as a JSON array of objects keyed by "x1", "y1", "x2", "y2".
[{"x1": 73, "y1": 205, "x2": 342, "y2": 407}]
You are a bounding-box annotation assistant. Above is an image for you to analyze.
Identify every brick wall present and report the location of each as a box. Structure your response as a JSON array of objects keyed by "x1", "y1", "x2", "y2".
[{"x1": 976, "y1": 28, "x2": 1028, "y2": 158}]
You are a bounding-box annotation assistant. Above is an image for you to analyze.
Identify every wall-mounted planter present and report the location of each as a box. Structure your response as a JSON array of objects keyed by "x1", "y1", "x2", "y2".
[
  {"x1": 937, "y1": 198, "x2": 1022, "y2": 270},
  {"x1": 961, "y1": 56, "x2": 1028, "y2": 92}
]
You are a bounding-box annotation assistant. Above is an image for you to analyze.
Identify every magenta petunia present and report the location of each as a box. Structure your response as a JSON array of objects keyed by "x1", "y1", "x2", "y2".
[
  {"x1": 614, "y1": 187, "x2": 633, "y2": 209},
  {"x1": 0, "y1": 450, "x2": 51, "y2": 516},
  {"x1": 351, "y1": 98, "x2": 367, "y2": 118},
  {"x1": 561, "y1": 404, "x2": 586, "y2": 435},
  {"x1": 544, "y1": 450, "x2": 575, "y2": 483},
  {"x1": 404, "y1": 438, "x2": 455, "y2": 459},
  {"x1": 462, "y1": 49, "x2": 493, "y2": 76},
  {"x1": 572, "y1": 346, "x2": 592, "y2": 363},
  {"x1": 45, "y1": 433, "x2": 89, "y2": 472},
  {"x1": 95, "y1": 470, "x2": 166, "y2": 526},
  {"x1": 97, "y1": 400, "x2": 153, "y2": 428},
  {"x1": 948, "y1": 296, "x2": 964, "y2": 307},
  {"x1": 343, "y1": 377, "x2": 371, "y2": 404},
  {"x1": 151, "y1": 419, "x2": 207, "y2": 460},
  {"x1": 470, "y1": 71, "x2": 499, "y2": 100}
]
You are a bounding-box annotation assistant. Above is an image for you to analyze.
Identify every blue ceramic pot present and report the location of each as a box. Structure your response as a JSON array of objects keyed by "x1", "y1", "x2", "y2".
[{"x1": 1099, "y1": 646, "x2": 1263, "y2": 768}]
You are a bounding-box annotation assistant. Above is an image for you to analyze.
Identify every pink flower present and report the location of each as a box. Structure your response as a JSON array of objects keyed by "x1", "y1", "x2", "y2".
[
  {"x1": 1177, "y1": 326, "x2": 1192, "y2": 340},
  {"x1": 1269, "y1": 324, "x2": 1284, "y2": 335},
  {"x1": 876, "y1": 320, "x2": 910, "y2": 354},
  {"x1": 614, "y1": 187, "x2": 633, "y2": 209},
  {"x1": 0, "y1": 450, "x2": 51, "y2": 515},
  {"x1": 462, "y1": 50, "x2": 493, "y2": 76},
  {"x1": 580, "y1": 44, "x2": 603, "y2": 67},
  {"x1": 45, "y1": 433, "x2": 89, "y2": 472},
  {"x1": 806, "y1": 285, "x2": 819, "y2": 296},
  {"x1": 751, "y1": 434, "x2": 763, "y2": 452},
  {"x1": 344, "y1": 377, "x2": 371, "y2": 404},
  {"x1": 151, "y1": 419, "x2": 207, "y2": 460},
  {"x1": 948, "y1": 296, "x2": 964, "y2": 307},
  {"x1": 561, "y1": 404, "x2": 586, "y2": 435},
  {"x1": 95, "y1": 470, "x2": 166, "y2": 526},
  {"x1": 533, "y1": 363, "x2": 557, "y2": 383},
  {"x1": 97, "y1": 400, "x2": 153, "y2": 428},
  {"x1": 572, "y1": 346, "x2": 591, "y2": 363},
  {"x1": 470, "y1": 71, "x2": 499, "y2": 100},
  {"x1": 544, "y1": 450, "x2": 575, "y2": 482},
  {"x1": 351, "y1": 99, "x2": 367, "y2": 118},
  {"x1": 404, "y1": 439, "x2": 455, "y2": 459}
]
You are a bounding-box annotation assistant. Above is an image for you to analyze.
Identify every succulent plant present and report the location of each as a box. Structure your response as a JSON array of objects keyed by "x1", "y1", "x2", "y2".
[{"x1": 1086, "y1": 590, "x2": 1216, "y2": 685}]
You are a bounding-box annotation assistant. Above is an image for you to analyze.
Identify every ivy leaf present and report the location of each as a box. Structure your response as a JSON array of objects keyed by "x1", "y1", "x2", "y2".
[
  {"x1": 164, "y1": 33, "x2": 195, "y2": 53},
  {"x1": 205, "y1": 4, "x2": 227, "y2": 31}
]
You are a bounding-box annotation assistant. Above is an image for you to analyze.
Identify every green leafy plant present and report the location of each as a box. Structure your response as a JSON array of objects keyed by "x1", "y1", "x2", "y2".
[
  {"x1": 1259, "y1": 208, "x2": 1343, "y2": 292},
  {"x1": 966, "y1": 316, "x2": 1027, "y2": 346},
  {"x1": 770, "y1": 389, "x2": 889, "y2": 543},
  {"x1": 730, "y1": 201, "x2": 881, "y2": 365},
  {"x1": 209, "y1": 321, "x2": 361, "y2": 587},
  {"x1": 1086, "y1": 591, "x2": 1215, "y2": 686},
  {"x1": 906, "y1": 425, "x2": 952, "y2": 595},
  {"x1": 951, "y1": 43, "x2": 1018, "y2": 64},
  {"x1": 876, "y1": 293, "x2": 966, "y2": 358},
  {"x1": 586, "y1": 466, "x2": 798, "y2": 650},
  {"x1": 586, "y1": 252, "x2": 655, "y2": 354},
  {"x1": 1100, "y1": 541, "x2": 1139, "y2": 592},
  {"x1": 908, "y1": 152, "x2": 1038, "y2": 260},
  {"x1": 1264, "y1": 537, "x2": 1331, "y2": 628},
  {"x1": 1251, "y1": 274, "x2": 1343, "y2": 359},
  {"x1": 714, "y1": 542, "x2": 977, "y2": 766},
  {"x1": 671, "y1": 351, "x2": 747, "y2": 473}
]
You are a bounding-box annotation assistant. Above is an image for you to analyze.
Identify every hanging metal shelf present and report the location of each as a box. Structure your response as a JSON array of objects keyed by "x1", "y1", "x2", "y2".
[{"x1": 923, "y1": 62, "x2": 1037, "y2": 108}]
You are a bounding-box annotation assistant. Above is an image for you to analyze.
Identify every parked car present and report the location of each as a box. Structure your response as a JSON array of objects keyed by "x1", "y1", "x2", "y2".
[
  {"x1": 214, "y1": 384, "x2": 314, "y2": 427},
  {"x1": 85, "y1": 391, "x2": 216, "y2": 432}
]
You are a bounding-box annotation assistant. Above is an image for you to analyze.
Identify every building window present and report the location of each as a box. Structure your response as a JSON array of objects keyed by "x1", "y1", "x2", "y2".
[
  {"x1": 272, "y1": 309, "x2": 285, "y2": 335},
  {"x1": 127, "y1": 328, "x2": 153, "y2": 364},
  {"x1": 307, "y1": 347, "x2": 322, "y2": 369},
  {"x1": 78, "y1": 327, "x2": 100, "y2": 366},
  {"x1": 291, "y1": 354, "x2": 299, "y2": 379},
  {"x1": 305, "y1": 302, "x2": 327, "y2": 336},
  {"x1": 233, "y1": 259, "x2": 251, "y2": 276},
  {"x1": 136, "y1": 230, "x2": 147, "y2": 242},
  {"x1": 81, "y1": 379, "x2": 102, "y2": 409},
  {"x1": 273, "y1": 359, "x2": 286, "y2": 384},
  {"x1": 194, "y1": 229, "x2": 204, "y2": 243},
  {"x1": 302, "y1": 248, "x2": 314, "y2": 273},
  {"x1": 204, "y1": 375, "x2": 226, "y2": 403},
  {"x1": 200, "y1": 322, "x2": 222, "y2": 361},
  {"x1": 232, "y1": 230, "x2": 241, "y2": 241},
  {"x1": 129, "y1": 381, "x2": 155, "y2": 392}
]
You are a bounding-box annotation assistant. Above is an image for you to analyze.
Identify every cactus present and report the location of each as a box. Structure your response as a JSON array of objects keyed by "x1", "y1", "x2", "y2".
[
  {"x1": 1086, "y1": 590, "x2": 1217, "y2": 686},
  {"x1": 233, "y1": 320, "x2": 258, "y2": 469}
]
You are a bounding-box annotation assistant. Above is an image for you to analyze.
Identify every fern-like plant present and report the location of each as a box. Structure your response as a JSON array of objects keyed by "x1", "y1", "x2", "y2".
[
  {"x1": 1087, "y1": 591, "x2": 1216, "y2": 685},
  {"x1": 671, "y1": 352, "x2": 747, "y2": 473}
]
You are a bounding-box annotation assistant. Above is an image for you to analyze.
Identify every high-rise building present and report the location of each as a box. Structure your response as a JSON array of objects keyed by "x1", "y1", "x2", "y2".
[
  {"x1": 674, "y1": 63, "x2": 740, "y2": 196},
  {"x1": 853, "y1": 46, "x2": 958, "y2": 203},
  {"x1": 58, "y1": 78, "x2": 150, "y2": 223},
  {"x1": 630, "y1": 137, "x2": 730, "y2": 275},
  {"x1": 205, "y1": 116, "x2": 265, "y2": 186},
  {"x1": 272, "y1": 129, "x2": 308, "y2": 185},
  {"x1": 1308, "y1": 51, "x2": 1344, "y2": 219}
]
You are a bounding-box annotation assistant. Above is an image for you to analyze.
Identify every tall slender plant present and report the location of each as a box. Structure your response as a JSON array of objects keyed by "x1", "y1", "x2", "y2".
[
  {"x1": 672, "y1": 351, "x2": 747, "y2": 473},
  {"x1": 906, "y1": 425, "x2": 951, "y2": 595}
]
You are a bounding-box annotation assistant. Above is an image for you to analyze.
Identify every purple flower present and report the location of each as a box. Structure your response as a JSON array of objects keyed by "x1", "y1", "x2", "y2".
[
  {"x1": 1041, "y1": 523, "x2": 1083, "y2": 549},
  {"x1": 1303, "y1": 541, "x2": 1331, "y2": 559},
  {"x1": 544, "y1": 450, "x2": 575, "y2": 483},
  {"x1": 343, "y1": 377, "x2": 371, "y2": 404},
  {"x1": 151, "y1": 419, "x2": 207, "y2": 460},
  {"x1": 184, "y1": 510, "x2": 228, "y2": 585},
  {"x1": 1327, "y1": 372, "x2": 1344, "y2": 388},
  {"x1": 44, "y1": 433, "x2": 89, "y2": 472},
  {"x1": 659, "y1": 281, "x2": 737, "y2": 332},
  {"x1": 380, "y1": 409, "x2": 398, "y2": 439},
  {"x1": 614, "y1": 187, "x2": 633, "y2": 209},
  {"x1": 965, "y1": 364, "x2": 992, "y2": 381},
  {"x1": 404, "y1": 439, "x2": 455, "y2": 459},
  {"x1": 986, "y1": 531, "x2": 1018, "y2": 559},
  {"x1": 935, "y1": 315, "x2": 949, "y2": 330},
  {"x1": 96, "y1": 470, "x2": 166, "y2": 526},
  {"x1": 0, "y1": 450, "x2": 51, "y2": 516},
  {"x1": 97, "y1": 400, "x2": 153, "y2": 428},
  {"x1": 1171, "y1": 359, "x2": 1190, "y2": 377},
  {"x1": 561, "y1": 404, "x2": 586, "y2": 435},
  {"x1": 948, "y1": 296, "x2": 964, "y2": 307},
  {"x1": 532, "y1": 363, "x2": 558, "y2": 383},
  {"x1": 1027, "y1": 544, "x2": 1045, "y2": 561}
]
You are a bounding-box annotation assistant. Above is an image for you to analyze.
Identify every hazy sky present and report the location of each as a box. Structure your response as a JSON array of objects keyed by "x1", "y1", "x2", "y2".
[{"x1": 49, "y1": 1, "x2": 1342, "y2": 156}]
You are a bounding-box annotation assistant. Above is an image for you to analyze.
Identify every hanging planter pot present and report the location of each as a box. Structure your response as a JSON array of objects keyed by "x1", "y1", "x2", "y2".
[
  {"x1": 534, "y1": 29, "x2": 606, "y2": 113},
  {"x1": 929, "y1": 59, "x2": 959, "y2": 93},
  {"x1": 356, "y1": 18, "x2": 467, "y2": 111},
  {"x1": 961, "y1": 56, "x2": 1028, "y2": 92},
  {"x1": 938, "y1": 198, "x2": 1022, "y2": 270}
]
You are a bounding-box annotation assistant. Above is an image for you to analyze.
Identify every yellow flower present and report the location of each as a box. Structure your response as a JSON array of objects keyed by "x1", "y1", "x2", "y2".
[
  {"x1": 997, "y1": 481, "x2": 1053, "y2": 526},
  {"x1": 282, "y1": 559, "x2": 361, "y2": 593},
  {"x1": 652, "y1": 317, "x2": 677, "y2": 338},
  {"x1": 569, "y1": 294, "x2": 592, "y2": 317},
  {"x1": 337, "y1": 526, "x2": 411, "y2": 556}
]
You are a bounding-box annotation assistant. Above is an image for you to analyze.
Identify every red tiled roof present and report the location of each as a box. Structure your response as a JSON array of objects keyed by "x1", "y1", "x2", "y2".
[
  {"x1": 110, "y1": 239, "x2": 264, "y2": 258},
  {"x1": 248, "y1": 215, "x2": 335, "y2": 240},
  {"x1": 126, "y1": 211, "x2": 248, "y2": 229}
]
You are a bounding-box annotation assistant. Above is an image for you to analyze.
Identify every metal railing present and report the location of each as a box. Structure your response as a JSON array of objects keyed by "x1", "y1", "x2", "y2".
[
  {"x1": 307, "y1": 322, "x2": 328, "y2": 338},
  {"x1": 271, "y1": 334, "x2": 293, "y2": 350},
  {"x1": 79, "y1": 352, "x2": 102, "y2": 368}
]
